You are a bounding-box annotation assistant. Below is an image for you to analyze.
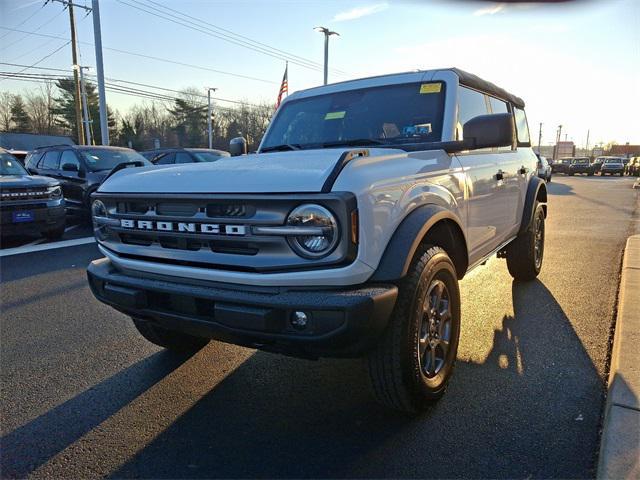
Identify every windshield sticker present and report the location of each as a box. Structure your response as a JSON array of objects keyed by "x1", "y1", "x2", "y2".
[
  {"x1": 420, "y1": 83, "x2": 442, "y2": 94},
  {"x1": 324, "y1": 111, "x2": 346, "y2": 120}
]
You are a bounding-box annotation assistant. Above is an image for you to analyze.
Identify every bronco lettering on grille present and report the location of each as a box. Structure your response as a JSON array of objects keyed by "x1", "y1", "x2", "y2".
[{"x1": 120, "y1": 219, "x2": 246, "y2": 235}]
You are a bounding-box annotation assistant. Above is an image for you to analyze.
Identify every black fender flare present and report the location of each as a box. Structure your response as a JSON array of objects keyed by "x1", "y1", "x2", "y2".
[
  {"x1": 370, "y1": 204, "x2": 468, "y2": 282},
  {"x1": 518, "y1": 176, "x2": 547, "y2": 235}
]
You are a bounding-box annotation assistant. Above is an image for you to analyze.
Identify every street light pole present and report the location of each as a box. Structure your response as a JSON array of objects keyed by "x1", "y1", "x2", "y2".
[
  {"x1": 207, "y1": 87, "x2": 217, "y2": 149},
  {"x1": 314, "y1": 27, "x2": 339, "y2": 85},
  {"x1": 77, "y1": 65, "x2": 91, "y2": 145},
  {"x1": 537, "y1": 122, "x2": 542, "y2": 154}
]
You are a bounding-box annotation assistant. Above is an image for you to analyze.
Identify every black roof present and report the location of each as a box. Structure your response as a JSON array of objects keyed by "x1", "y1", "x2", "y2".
[{"x1": 450, "y1": 68, "x2": 525, "y2": 108}]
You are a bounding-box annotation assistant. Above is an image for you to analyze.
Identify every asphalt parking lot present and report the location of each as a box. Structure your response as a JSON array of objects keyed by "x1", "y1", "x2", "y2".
[{"x1": 1, "y1": 175, "x2": 639, "y2": 479}]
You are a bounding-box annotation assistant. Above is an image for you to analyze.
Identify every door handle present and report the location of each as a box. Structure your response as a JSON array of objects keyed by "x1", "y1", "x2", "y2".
[{"x1": 496, "y1": 169, "x2": 504, "y2": 181}]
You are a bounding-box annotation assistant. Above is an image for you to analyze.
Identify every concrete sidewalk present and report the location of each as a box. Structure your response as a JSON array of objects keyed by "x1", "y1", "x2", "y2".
[{"x1": 598, "y1": 235, "x2": 640, "y2": 479}]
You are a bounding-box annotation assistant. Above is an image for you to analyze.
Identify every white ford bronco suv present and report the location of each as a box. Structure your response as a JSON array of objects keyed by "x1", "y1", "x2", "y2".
[{"x1": 88, "y1": 68, "x2": 547, "y2": 414}]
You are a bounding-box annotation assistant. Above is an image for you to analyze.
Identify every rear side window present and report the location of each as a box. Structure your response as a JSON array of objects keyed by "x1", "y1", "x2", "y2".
[
  {"x1": 175, "y1": 152, "x2": 192, "y2": 164},
  {"x1": 25, "y1": 151, "x2": 43, "y2": 169},
  {"x1": 156, "y1": 153, "x2": 175, "y2": 165},
  {"x1": 40, "y1": 150, "x2": 61, "y2": 169},
  {"x1": 514, "y1": 108, "x2": 531, "y2": 146}
]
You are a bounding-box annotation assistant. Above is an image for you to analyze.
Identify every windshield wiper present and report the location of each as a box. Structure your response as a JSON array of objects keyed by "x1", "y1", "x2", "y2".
[
  {"x1": 260, "y1": 144, "x2": 302, "y2": 152},
  {"x1": 317, "y1": 138, "x2": 385, "y2": 148}
]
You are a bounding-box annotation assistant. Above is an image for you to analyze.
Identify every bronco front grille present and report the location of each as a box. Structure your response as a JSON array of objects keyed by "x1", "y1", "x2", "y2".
[
  {"x1": 0, "y1": 189, "x2": 50, "y2": 201},
  {"x1": 94, "y1": 192, "x2": 357, "y2": 273}
]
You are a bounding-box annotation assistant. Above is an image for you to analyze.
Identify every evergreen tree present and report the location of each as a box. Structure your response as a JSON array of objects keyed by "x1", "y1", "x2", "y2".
[
  {"x1": 52, "y1": 77, "x2": 115, "y2": 143},
  {"x1": 10, "y1": 95, "x2": 31, "y2": 132},
  {"x1": 168, "y1": 89, "x2": 207, "y2": 147}
]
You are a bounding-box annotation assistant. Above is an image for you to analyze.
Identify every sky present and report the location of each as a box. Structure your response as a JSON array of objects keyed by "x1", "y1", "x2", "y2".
[{"x1": 0, "y1": 0, "x2": 638, "y2": 147}]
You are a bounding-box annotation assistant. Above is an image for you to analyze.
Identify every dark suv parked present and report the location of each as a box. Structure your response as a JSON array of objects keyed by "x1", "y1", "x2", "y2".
[
  {"x1": 551, "y1": 157, "x2": 572, "y2": 174},
  {"x1": 25, "y1": 145, "x2": 151, "y2": 214},
  {"x1": 1, "y1": 149, "x2": 65, "y2": 239},
  {"x1": 141, "y1": 148, "x2": 230, "y2": 165},
  {"x1": 568, "y1": 157, "x2": 594, "y2": 176}
]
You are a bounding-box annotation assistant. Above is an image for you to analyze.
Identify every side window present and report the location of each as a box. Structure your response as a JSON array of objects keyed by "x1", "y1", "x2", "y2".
[
  {"x1": 514, "y1": 107, "x2": 531, "y2": 146},
  {"x1": 155, "y1": 153, "x2": 175, "y2": 165},
  {"x1": 41, "y1": 150, "x2": 61, "y2": 170},
  {"x1": 25, "y1": 152, "x2": 43, "y2": 169},
  {"x1": 457, "y1": 86, "x2": 489, "y2": 140},
  {"x1": 60, "y1": 150, "x2": 80, "y2": 170},
  {"x1": 488, "y1": 96, "x2": 508, "y2": 114},
  {"x1": 175, "y1": 152, "x2": 192, "y2": 164}
]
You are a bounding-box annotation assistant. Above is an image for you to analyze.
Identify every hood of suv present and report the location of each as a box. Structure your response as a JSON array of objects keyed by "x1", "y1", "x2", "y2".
[
  {"x1": 0, "y1": 174, "x2": 59, "y2": 189},
  {"x1": 98, "y1": 148, "x2": 400, "y2": 194}
]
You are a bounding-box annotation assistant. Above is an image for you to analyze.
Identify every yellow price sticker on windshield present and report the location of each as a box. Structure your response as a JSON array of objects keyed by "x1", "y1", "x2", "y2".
[
  {"x1": 325, "y1": 111, "x2": 346, "y2": 120},
  {"x1": 420, "y1": 83, "x2": 441, "y2": 94}
]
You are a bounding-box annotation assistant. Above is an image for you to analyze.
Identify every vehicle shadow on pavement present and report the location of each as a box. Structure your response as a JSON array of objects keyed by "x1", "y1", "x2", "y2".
[
  {"x1": 0, "y1": 351, "x2": 194, "y2": 479},
  {"x1": 546, "y1": 181, "x2": 574, "y2": 196},
  {"x1": 106, "y1": 279, "x2": 603, "y2": 479}
]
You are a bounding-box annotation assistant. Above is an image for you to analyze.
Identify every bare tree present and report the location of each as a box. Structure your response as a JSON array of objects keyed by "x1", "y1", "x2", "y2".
[{"x1": 0, "y1": 91, "x2": 13, "y2": 131}]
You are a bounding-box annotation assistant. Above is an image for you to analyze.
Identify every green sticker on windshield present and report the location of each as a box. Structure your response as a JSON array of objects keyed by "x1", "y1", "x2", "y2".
[{"x1": 325, "y1": 111, "x2": 346, "y2": 120}]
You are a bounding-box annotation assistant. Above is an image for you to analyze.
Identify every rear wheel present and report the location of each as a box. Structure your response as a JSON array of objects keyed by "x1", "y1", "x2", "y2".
[
  {"x1": 367, "y1": 245, "x2": 461, "y2": 414},
  {"x1": 133, "y1": 318, "x2": 209, "y2": 353},
  {"x1": 506, "y1": 203, "x2": 545, "y2": 281}
]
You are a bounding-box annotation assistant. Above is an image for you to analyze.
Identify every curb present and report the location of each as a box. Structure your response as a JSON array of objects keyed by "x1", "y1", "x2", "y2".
[{"x1": 597, "y1": 235, "x2": 640, "y2": 479}]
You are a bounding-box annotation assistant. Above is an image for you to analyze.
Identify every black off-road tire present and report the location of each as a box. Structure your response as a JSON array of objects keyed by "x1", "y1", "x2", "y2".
[
  {"x1": 133, "y1": 318, "x2": 209, "y2": 353},
  {"x1": 367, "y1": 245, "x2": 461, "y2": 414},
  {"x1": 506, "y1": 202, "x2": 545, "y2": 281}
]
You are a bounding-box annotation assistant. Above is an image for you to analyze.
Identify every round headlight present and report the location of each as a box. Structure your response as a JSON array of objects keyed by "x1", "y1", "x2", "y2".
[
  {"x1": 92, "y1": 199, "x2": 107, "y2": 218},
  {"x1": 47, "y1": 186, "x2": 62, "y2": 199},
  {"x1": 286, "y1": 204, "x2": 338, "y2": 258}
]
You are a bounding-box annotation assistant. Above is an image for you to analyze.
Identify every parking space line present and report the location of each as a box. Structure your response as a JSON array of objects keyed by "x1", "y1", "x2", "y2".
[
  {"x1": 64, "y1": 224, "x2": 81, "y2": 233},
  {"x1": 0, "y1": 237, "x2": 96, "y2": 258},
  {"x1": 22, "y1": 238, "x2": 45, "y2": 248}
]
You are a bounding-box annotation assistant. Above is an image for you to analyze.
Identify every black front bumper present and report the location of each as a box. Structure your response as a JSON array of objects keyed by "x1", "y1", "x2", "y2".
[
  {"x1": 0, "y1": 202, "x2": 65, "y2": 236},
  {"x1": 87, "y1": 258, "x2": 398, "y2": 358}
]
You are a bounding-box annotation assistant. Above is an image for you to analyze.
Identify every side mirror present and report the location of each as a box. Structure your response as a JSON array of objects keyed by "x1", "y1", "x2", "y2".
[
  {"x1": 229, "y1": 137, "x2": 247, "y2": 157},
  {"x1": 462, "y1": 113, "x2": 514, "y2": 150},
  {"x1": 62, "y1": 162, "x2": 79, "y2": 172}
]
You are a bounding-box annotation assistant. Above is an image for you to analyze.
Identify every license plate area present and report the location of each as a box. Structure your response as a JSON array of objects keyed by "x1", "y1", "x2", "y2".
[{"x1": 12, "y1": 210, "x2": 34, "y2": 223}]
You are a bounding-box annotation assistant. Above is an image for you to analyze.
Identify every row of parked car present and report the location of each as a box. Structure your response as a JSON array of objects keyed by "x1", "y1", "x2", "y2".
[
  {"x1": 548, "y1": 155, "x2": 638, "y2": 177},
  {"x1": 0, "y1": 145, "x2": 231, "y2": 241}
]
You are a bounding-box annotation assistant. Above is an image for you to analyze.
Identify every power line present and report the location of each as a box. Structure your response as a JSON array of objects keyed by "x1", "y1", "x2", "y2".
[
  {"x1": 0, "y1": 41, "x2": 71, "y2": 83},
  {"x1": 0, "y1": 3, "x2": 46, "y2": 41},
  {"x1": 0, "y1": 26, "x2": 278, "y2": 85},
  {"x1": 139, "y1": 0, "x2": 347, "y2": 75},
  {"x1": 115, "y1": 0, "x2": 346, "y2": 76},
  {"x1": 0, "y1": 64, "x2": 265, "y2": 107},
  {"x1": 1, "y1": 7, "x2": 67, "y2": 51}
]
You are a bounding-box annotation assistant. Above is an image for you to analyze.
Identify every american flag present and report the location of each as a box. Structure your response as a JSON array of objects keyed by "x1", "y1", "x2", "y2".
[{"x1": 275, "y1": 63, "x2": 288, "y2": 110}]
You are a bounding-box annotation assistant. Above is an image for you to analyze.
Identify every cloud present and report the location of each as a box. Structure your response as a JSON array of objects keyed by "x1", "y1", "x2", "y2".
[
  {"x1": 333, "y1": 3, "x2": 389, "y2": 22},
  {"x1": 473, "y1": 2, "x2": 507, "y2": 16}
]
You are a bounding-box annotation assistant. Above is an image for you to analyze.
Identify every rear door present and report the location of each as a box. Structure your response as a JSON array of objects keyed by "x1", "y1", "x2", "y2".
[{"x1": 37, "y1": 149, "x2": 61, "y2": 177}]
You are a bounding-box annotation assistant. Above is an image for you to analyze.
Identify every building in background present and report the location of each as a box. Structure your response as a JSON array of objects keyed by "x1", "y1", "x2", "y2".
[
  {"x1": 609, "y1": 144, "x2": 640, "y2": 158},
  {"x1": 0, "y1": 132, "x2": 75, "y2": 162}
]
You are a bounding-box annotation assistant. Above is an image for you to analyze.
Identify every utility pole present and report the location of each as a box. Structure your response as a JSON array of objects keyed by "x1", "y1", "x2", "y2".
[
  {"x1": 585, "y1": 129, "x2": 590, "y2": 156},
  {"x1": 92, "y1": 0, "x2": 109, "y2": 145},
  {"x1": 207, "y1": 87, "x2": 217, "y2": 149},
  {"x1": 67, "y1": 0, "x2": 84, "y2": 144},
  {"x1": 554, "y1": 125, "x2": 562, "y2": 161},
  {"x1": 314, "y1": 27, "x2": 339, "y2": 85},
  {"x1": 537, "y1": 122, "x2": 542, "y2": 154},
  {"x1": 77, "y1": 65, "x2": 91, "y2": 145}
]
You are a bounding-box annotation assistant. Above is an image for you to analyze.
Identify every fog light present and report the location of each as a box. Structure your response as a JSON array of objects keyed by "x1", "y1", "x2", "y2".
[{"x1": 291, "y1": 311, "x2": 309, "y2": 330}]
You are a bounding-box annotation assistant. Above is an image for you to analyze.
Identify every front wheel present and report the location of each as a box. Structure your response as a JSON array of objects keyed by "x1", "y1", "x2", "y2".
[
  {"x1": 506, "y1": 202, "x2": 545, "y2": 281},
  {"x1": 367, "y1": 245, "x2": 461, "y2": 414}
]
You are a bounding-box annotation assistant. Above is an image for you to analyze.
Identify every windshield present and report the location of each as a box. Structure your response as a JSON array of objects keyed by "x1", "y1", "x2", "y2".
[
  {"x1": 0, "y1": 153, "x2": 29, "y2": 175},
  {"x1": 604, "y1": 158, "x2": 622, "y2": 164},
  {"x1": 191, "y1": 151, "x2": 230, "y2": 162},
  {"x1": 572, "y1": 158, "x2": 589, "y2": 164},
  {"x1": 80, "y1": 148, "x2": 150, "y2": 171},
  {"x1": 261, "y1": 82, "x2": 446, "y2": 151}
]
